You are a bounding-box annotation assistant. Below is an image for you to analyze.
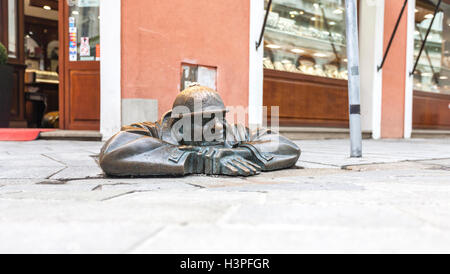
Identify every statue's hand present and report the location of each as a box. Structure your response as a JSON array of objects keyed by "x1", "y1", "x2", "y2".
[
  {"x1": 219, "y1": 156, "x2": 261, "y2": 176},
  {"x1": 204, "y1": 147, "x2": 261, "y2": 176}
]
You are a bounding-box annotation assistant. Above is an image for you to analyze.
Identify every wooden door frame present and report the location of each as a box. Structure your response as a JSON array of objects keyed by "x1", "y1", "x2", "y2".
[
  {"x1": 58, "y1": 0, "x2": 101, "y2": 130},
  {"x1": 1, "y1": 0, "x2": 25, "y2": 66},
  {"x1": 0, "y1": 0, "x2": 7, "y2": 45},
  {"x1": 58, "y1": 0, "x2": 65, "y2": 129},
  {"x1": 1, "y1": 0, "x2": 26, "y2": 127}
]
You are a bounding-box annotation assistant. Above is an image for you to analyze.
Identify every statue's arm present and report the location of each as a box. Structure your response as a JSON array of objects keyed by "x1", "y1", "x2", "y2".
[
  {"x1": 99, "y1": 131, "x2": 196, "y2": 177},
  {"x1": 238, "y1": 129, "x2": 301, "y2": 171}
]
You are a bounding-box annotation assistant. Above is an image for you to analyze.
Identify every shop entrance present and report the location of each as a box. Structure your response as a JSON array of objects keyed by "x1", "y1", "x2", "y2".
[
  {"x1": 59, "y1": 0, "x2": 100, "y2": 130},
  {"x1": 0, "y1": 0, "x2": 100, "y2": 131}
]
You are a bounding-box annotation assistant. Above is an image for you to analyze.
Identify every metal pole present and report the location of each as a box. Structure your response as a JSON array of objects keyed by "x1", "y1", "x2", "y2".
[{"x1": 345, "y1": 0, "x2": 362, "y2": 157}]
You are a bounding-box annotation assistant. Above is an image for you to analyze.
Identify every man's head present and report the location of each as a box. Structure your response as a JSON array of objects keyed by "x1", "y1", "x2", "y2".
[{"x1": 171, "y1": 84, "x2": 228, "y2": 146}]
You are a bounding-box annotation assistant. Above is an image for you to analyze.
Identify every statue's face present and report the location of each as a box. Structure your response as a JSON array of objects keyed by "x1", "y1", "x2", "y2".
[{"x1": 177, "y1": 112, "x2": 227, "y2": 146}]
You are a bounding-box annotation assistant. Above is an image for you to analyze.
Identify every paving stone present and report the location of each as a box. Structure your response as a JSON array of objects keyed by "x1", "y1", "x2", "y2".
[
  {"x1": 0, "y1": 179, "x2": 196, "y2": 201},
  {"x1": 208, "y1": 180, "x2": 364, "y2": 193},
  {"x1": 1, "y1": 139, "x2": 450, "y2": 253},
  {"x1": 0, "y1": 191, "x2": 259, "y2": 225},
  {"x1": 0, "y1": 221, "x2": 161, "y2": 254},
  {"x1": 41, "y1": 152, "x2": 99, "y2": 167},
  {"x1": 395, "y1": 205, "x2": 450, "y2": 230},
  {"x1": 296, "y1": 161, "x2": 340, "y2": 169},
  {"x1": 50, "y1": 166, "x2": 104, "y2": 180},
  {"x1": 343, "y1": 161, "x2": 444, "y2": 171},
  {"x1": 225, "y1": 204, "x2": 424, "y2": 228},
  {"x1": 0, "y1": 154, "x2": 65, "y2": 167},
  {"x1": 130, "y1": 224, "x2": 450, "y2": 253},
  {"x1": 418, "y1": 159, "x2": 450, "y2": 168},
  {"x1": 0, "y1": 166, "x2": 66, "y2": 179},
  {"x1": 0, "y1": 179, "x2": 43, "y2": 186}
]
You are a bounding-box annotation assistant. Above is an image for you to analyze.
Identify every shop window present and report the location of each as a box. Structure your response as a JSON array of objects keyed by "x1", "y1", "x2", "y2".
[
  {"x1": 414, "y1": 0, "x2": 450, "y2": 95},
  {"x1": 68, "y1": 0, "x2": 100, "y2": 61},
  {"x1": 263, "y1": 0, "x2": 348, "y2": 80}
]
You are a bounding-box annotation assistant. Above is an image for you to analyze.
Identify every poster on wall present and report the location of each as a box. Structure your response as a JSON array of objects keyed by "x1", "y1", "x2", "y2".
[{"x1": 80, "y1": 37, "x2": 90, "y2": 57}]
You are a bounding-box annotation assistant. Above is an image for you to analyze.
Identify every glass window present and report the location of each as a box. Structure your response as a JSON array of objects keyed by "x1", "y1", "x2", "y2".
[
  {"x1": 414, "y1": 0, "x2": 450, "y2": 95},
  {"x1": 68, "y1": 0, "x2": 100, "y2": 61},
  {"x1": 263, "y1": 0, "x2": 348, "y2": 80},
  {"x1": 8, "y1": 0, "x2": 17, "y2": 58}
]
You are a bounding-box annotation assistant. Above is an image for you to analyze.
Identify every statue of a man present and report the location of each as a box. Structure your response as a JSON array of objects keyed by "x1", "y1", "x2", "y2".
[{"x1": 99, "y1": 84, "x2": 300, "y2": 177}]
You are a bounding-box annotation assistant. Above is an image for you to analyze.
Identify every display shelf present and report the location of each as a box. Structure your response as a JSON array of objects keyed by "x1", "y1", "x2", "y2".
[
  {"x1": 265, "y1": 27, "x2": 346, "y2": 52},
  {"x1": 270, "y1": 0, "x2": 345, "y2": 22}
]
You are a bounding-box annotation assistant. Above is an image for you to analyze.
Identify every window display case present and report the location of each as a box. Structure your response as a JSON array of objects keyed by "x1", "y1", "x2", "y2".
[
  {"x1": 263, "y1": 0, "x2": 347, "y2": 80},
  {"x1": 413, "y1": 0, "x2": 450, "y2": 95},
  {"x1": 263, "y1": 0, "x2": 350, "y2": 128},
  {"x1": 413, "y1": 0, "x2": 450, "y2": 130}
]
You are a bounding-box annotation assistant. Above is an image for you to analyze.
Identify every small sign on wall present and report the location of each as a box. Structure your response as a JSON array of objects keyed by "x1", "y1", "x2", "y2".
[
  {"x1": 69, "y1": 23, "x2": 77, "y2": 61},
  {"x1": 96, "y1": 44, "x2": 100, "y2": 61},
  {"x1": 181, "y1": 64, "x2": 217, "y2": 91},
  {"x1": 78, "y1": 0, "x2": 100, "y2": 7}
]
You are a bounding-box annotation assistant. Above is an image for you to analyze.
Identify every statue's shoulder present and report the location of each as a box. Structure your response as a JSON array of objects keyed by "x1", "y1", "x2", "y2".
[
  {"x1": 121, "y1": 121, "x2": 161, "y2": 138},
  {"x1": 247, "y1": 126, "x2": 280, "y2": 141}
]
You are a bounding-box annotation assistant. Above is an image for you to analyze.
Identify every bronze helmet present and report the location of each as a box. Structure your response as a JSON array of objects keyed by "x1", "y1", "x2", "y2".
[{"x1": 171, "y1": 83, "x2": 227, "y2": 118}]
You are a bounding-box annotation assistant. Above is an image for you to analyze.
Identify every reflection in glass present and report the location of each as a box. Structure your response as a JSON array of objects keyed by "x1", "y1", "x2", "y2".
[
  {"x1": 414, "y1": 0, "x2": 450, "y2": 94},
  {"x1": 8, "y1": 0, "x2": 17, "y2": 58},
  {"x1": 68, "y1": 1, "x2": 100, "y2": 61},
  {"x1": 263, "y1": 0, "x2": 348, "y2": 80}
]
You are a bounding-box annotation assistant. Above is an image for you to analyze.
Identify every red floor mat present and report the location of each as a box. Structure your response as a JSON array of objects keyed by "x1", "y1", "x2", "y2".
[{"x1": 0, "y1": 129, "x2": 55, "y2": 141}]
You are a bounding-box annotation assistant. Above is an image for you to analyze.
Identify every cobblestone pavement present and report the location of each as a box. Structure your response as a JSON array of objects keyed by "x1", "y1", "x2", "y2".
[{"x1": 0, "y1": 138, "x2": 449, "y2": 253}]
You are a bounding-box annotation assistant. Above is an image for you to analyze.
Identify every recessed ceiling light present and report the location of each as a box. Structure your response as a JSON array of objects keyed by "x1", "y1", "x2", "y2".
[
  {"x1": 43, "y1": 5, "x2": 51, "y2": 10},
  {"x1": 291, "y1": 48, "x2": 305, "y2": 54},
  {"x1": 311, "y1": 17, "x2": 317, "y2": 21},
  {"x1": 424, "y1": 13, "x2": 434, "y2": 19},
  {"x1": 266, "y1": 44, "x2": 281, "y2": 49},
  {"x1": 440, "y1": 76, "x2": 448, "y2": 80},
  {"x1": 314, "y1": 53, "x2": 328, "y2": 58},
  {"x1": 329, "y1": 21, "x2": 336, "y2": 26},
  {"x1": 313, "y1": 3, "x2": 319, "y2": 9},
  {"x1": 333, "y1": 9, "x2": 343, "y2": 14},
  {"x1": 72, "y1": 11, "x2": 79, "y2": 15}
]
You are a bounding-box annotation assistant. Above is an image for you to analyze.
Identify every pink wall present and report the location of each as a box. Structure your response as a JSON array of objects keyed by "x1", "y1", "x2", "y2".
[
  {"x1": 381, "y1": 0, "x2": 407, "y2": 138},
  {"x1": 121, "y1": 0, "x2": 250, "y2": 119}
]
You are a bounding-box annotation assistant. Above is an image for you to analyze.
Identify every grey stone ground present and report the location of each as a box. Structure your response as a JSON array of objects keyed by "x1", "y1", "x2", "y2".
[{"x1": 0, "y1": 138, "x2": 449, "y2": 253}]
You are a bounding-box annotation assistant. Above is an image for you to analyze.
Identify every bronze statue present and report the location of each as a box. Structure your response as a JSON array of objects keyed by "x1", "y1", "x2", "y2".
[{"x1": 99, "y1": 84, "x2": 300, "y2": 177}]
